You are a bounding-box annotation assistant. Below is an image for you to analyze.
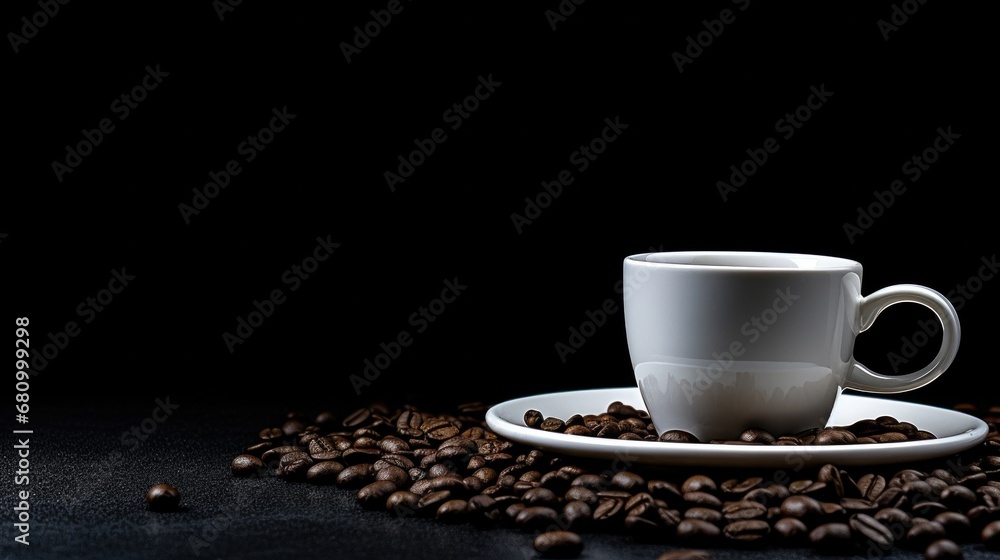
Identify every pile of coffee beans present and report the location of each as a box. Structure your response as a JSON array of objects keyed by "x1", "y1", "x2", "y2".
[
  {"x1": 232, "y1": 401, "x2": 1000, "y2": 558},
  {"x1": 523, "y1": 401, "x2": 938, "y2": 445}
]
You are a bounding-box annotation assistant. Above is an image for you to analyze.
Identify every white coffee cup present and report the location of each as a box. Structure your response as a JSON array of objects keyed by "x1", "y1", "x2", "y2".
[{"x1": 622, "y1": 251, "x2": 961, "y2": 442}]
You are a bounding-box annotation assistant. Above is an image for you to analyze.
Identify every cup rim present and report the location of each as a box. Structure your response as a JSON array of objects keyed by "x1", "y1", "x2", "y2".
[{"x1": 625, "y1": 251, "x2": 861, "y2": 271}]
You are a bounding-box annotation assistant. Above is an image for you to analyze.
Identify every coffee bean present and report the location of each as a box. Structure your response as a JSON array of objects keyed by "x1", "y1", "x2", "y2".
[
  {"x1": 724, "y1": 519, "x2": 770, "y2": 542},
  {"x1": 258, "y1": 427, "x2": 284, "y2": 441},
  {"x1": 905, "y1": 520, "x2": 947, "y2": 550},
  {"x1": 244, "y1": 441, "x2": 273, "y2": 457},
  {"x1": 540, "y1": 417, "x2": 566, "y2": 432},
  {"x1": 660, "y1": 430, "x2": 699, "y2": 443},
  {"x1": 342, "y1": 407, "x2": 371, "y2": 428},
  {"x1": 815, "y1": 428, "x2": 857, "y2": 445},
  {"x1": 676, "y1": 518, "x2": 721, "y2": 543},
  {"x1": 720, "y1": 477, "x2": 763, "y2": 496},
  {"x1": 932, "y1": 512, "x2": 973, "y2": 541},
  {"x1": 261, "y1": 445, "x2": 305, "y2": 464},
  {"x1": 682, "y1": 474, "x2": 717, "y2": 495},
  {"x1": 277, "y1": 451, "x2": 314, "y2": 480},
  {"x1": 773, "y1": 517, "x2": 808, "y2": 542},
  {"x1": 564, "y1": 486, "x2": 598, "y2": 507},
  {"x1": 562, "y1": 500, "x2": 592, "y2": 531},
  {"x1": 983, "y1": 520, "x2": 1000, "y2": 550},
  {"x1": 564, "y1": 425, "x2": 594, "y2": 437},
  {"x1": 593, "y1": 498, "x2": 625, "y2": 523},
  {"x1": 436, "y1": 499, "x2": 470, "y2": 523},
  {"x1": 685, "y1": 507, "x2": 722, "y2": 524},
  {"x1": 739, "y1": 428, "x2": 776, "y2": 444},
  {"x1": 849, "y1": 513, "x2": 894, "y2": 551},
  {"x1": 533, "y1": 530, "x2": 583, "y2": 558},
  {"x1": 516, "y1": 506, "x2": 560, "y2": 531},
  {"x1": 612, "y1": 471, "x2": 645, "y2": 492},
  {"x1": 231, "y1": 454, "x2": 264, "y2": 477},
  {"x1": 858, "y1": 474, "x2": 887, "y2": 501},
  {"x1": 722, "y1": 500, "x2": 766, "y2": 520},
  {"x1": 808, "y1": 522, "x2": 854, "y2": 552},
  {"x1": 397, "y1": 410, "x2": 423, "y2": 431},
  {"x1": 356, "y1": 480, "x2": 398, "y2": 510},
  {"x1": 523, "y1": 487, "x2": 559, "y2": 508},
  {"x1": 306, "y1": 460, "x2": 346, "y2": 485},
  {"x1": 780, "y1": 495, "x2": 823, "y2": 520},
  {"x1": 940, "y1": 484, "x2": 978, "y2": 511},
  {"x1": 924, "y1": 538, "x2": 962, "y2": 559},
  {"x1": 146, "y1": 483, "x2": 180, "y2": 512},
  {"x1": 336, "y1": 463, "x2": 374, "y2": 489},
  {"x1": 684, "y1": 492, "x2": 722, "y2": 509},
  {"x1": 417, "y1": 490, "x2": 454, "y2": 517}
]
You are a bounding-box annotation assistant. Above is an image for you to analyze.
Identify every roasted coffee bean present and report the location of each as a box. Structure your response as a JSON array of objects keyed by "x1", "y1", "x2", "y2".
[
  {"x1": 780, "y1": 495, "x2": 823, "y2": 520},
  {"x1": 397, "y1": 410, "x2": 423, "y2": 431},
  {"x1": 840, "y1": 497, "x2": 878, "y2": 514},
  {"x1": 723, "y1": 519, "x2": 770, "y2": 542},
  {"x1": 660, "y1": 430, "x2": 699, "y2": 443},
  {"x1": 564, "y1": 425, "x2": 594, "y2": 437},
  {"x1": 676, "y1": 519, "x2": 721, "y2": 543},
  {"x1": 564, "y1": 486, "x2": 598, "y2": 507},
  {"x1": 342, "y1": 447, "x2": 381, "y2": 466},
  {"x1": 720, "y1": 477, "x2": 763, "y2": 496},
  {"x1": 904, "y1": 520, "x2": 947, "y2": 550},
  {"x1": 516, "y1": 506, "x2": 561, "y2": 531},
  {"x1": 373, "y1": 465, "x2": 410, "y2": 487},
  {"x1": 306, "y1": 460, "x2": 346, "y2": 485},
  {"x1": 416, "y1": 490, "x2": 454, "y2": 517},
  {"x1": 436, "y1": 499, "x2": 470, "y2": 523},
  {"x1": 684, "y1": 507, "x2": 722, "y2": 524},
  {"x1": 523, "y1": 487, "x2": 559, "y2": 508},
  {"x1": 277, "y1": 451, "x2": 314, "y2": 480},
  {"x1": 540, "y1": 417, "x2": 566, "y2": 432},
  {"x1": 772, "y1": 517, "x2": 808, "y2": 542},
  {"x1": 524, "y1": 410, "x2": 544, "y2": 428},
  {"x1": 231, "y1": 454, "x2": 264, "y2": 477},
  {"x1": 533, "y1": 530, "x2": 583, "y2": 558},
  {"x1": 808, "y1": 522, "x2": 854, "y2": 551},
  {"x1": 571, "y1": 474, "x2": 608, "y2": 492},
  {"x1": 924, "y1": 539, "x2": 962, "y2": 559},
  {"x1": 684, "y1": 492, "x2": 722, "y2": 509},
  {"x1": 979, "y1": 519, "x2": 1000, "y2": 550},
  {"x1": 336, "y1": 463, "x2": 374, "y2": 489},
  {"x1": 940, "y1": 484, "x2": 978, "y2": 511},
  {"x1": 739, "y1": 428, "x2": 776, "y2": 444},
  {"x1": 421, "y1": 418, "x2": 460, "y2": 441},
  {"x1": 849, "y1": 513, "x2": 894, "y2": 551},
  {"x1": 857, "y1": 474, "x2": 887, "y2": 501},
  {"x1": 146, "y1": 483, "x2": 180, "y2": 512},
  {"x1": 817, "y1": 464, "x2": 844, "y2": 498},
  {"x1": 932, "y1": 512, "x2": 973, "y2": 541},
  {"x1": 356, "y1": 481, "x2": 398, "y2": 510},
  {"x1": 648, "y1": 479, "x2": 682, "y2": 501},
  {"x1": 815, "y1": 428, "x2": 857, "y2": 445},
  {"x1": 682, "y1": 475, "x2": 717, "y2": 495},
  {"x1": 258, "y1": 427, "x2": 284, "y2": 441},
  {"x1": 593, "y1": 498, "x2": 624, "y2": 522},
  {"x1": 596, "y1": 422, "x2": 621, "y2": 438},
  {"x1": 261, "y1": 445, "x2": 304, "y2": 464},
  {"x1": 466, "y1": 494, "x2": 500, "y2": 524},
  {"x1": 342, "y1": 407, "x2": 371, "y2": 428},
  {"x1": 612, "y1": 471, "x2": 645, "y2": 492},
  {"x1": 722, "y1": 500, "x2": 766, "y2": 520},
  {"x1": 244, "y1": 441, "x2": 273, "y2": 457},
  {"x1": 562, "y1": 500, "x2": 592, "y2": 531}
]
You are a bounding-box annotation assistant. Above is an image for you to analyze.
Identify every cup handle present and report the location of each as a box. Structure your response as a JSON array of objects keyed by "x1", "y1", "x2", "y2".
[{"x1": 844, "y1": 284, "x2": 960, "y2": 393}]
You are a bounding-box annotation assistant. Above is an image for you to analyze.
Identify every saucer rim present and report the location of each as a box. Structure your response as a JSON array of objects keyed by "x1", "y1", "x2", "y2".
[{"x1": 484, "y1": 387, "x2": 989, "y2": 468}]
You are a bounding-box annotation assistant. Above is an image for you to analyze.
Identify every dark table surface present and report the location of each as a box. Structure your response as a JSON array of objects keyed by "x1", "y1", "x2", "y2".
[{"x1": 4, "y1": 395, "x2": 997, "y2": 560}]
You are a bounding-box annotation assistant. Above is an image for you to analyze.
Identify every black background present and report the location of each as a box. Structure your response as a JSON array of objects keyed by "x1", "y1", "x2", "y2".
[
  {"x1": 3, "y1": 2, "x2": 999, "y2": 558},
  {"x1": 8, "y1": 1, "x2": 995, "y2": 412}
]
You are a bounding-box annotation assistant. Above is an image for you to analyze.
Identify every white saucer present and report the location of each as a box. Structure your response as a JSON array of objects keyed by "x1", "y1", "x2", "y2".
[{"x1": 485, "y1": 387, "x2": 989, "y2": 468}]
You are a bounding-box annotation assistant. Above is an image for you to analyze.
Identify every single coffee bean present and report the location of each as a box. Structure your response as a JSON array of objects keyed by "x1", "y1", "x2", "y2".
[
  {"x1": 612, "y1": 471, "x2": 645, "y2": 492},
  {"x1": 684, "y1": 507, "x2": 722, "y2": 524},
  {"x1": 571, "y1": 474, "x2": 608, "y2": 492},
  {"x1": 562, "y1": 500, "x2": 592, "y2": 531},
  {"x1": 564, "y1": 425, "x2": 594, "y2": 437},
  {"x1": 524, "y1": 409, "x2": 544, "y2": 428},
  {"x1": 932, "y1": 512, "x2": 973, "y2": 541},
  {"x1": 336, "y1": 463, "x2": 375, "y2": 489},
  {"x1": 682, "y1": 475, "x2": 717, "y2": 495},
  {"x1": 516, "y1": 506, "x2": 561, "y2": 531},
  {"x1": 277, "y1": 451, "x2": 314, "y2": 480},
  {"x1": 258, "y1": 427, "x2": 284, "y2": 441},
  {"x1": 596, "y1": 422, "x2": 621, "y2": 438},
  {"x1": 815, "y1": 428, "x2": 857, "y2": 445},
  {"x1": 306, "y1": 460, "x2": 346, "y2": 485},
  {"x1": 739, "y1": 428, "x2": 776, "y2": 444},
  {"x1": 684, "y1": 492, "x2": 722, "y2": 509},
  {"x1": 374, "y1": 465, "x2": 410, "y2": 487},
  {"x1": 244, "y1": 441, "x2": 273, "y2": 457},
  {"x1": 648, "y1": 479, "x2": 682, "y2": 501},
  {"x1": 940, "y1": 484, "x2": 978, "y2": 511},
  {"x1": 231, "y1": 454, "x2": 264, "y2": 477},
  {"x1": 905, "y1": 520, "x2": 947, "y2": 550},
  {"x1": 523, "y1": 487, "x2": 559, "y2": 508},
  {"x1": 342, "y1": 407, "x2": 371, "y2": 428},
  {"x1": 564, "y1": 486, "x2": 598, "y2": 507},
  {"x1": 780, "y1": 495, "x2": 823, "y2": 520},
  {"x1": 146, "y1": 483, "x2": 180, "y2": 512},
  {"x1": 416, "y1": 490, "x2": 453, "y2": 517},
  {"x1": 436, "y1": 499, "x2": 470, "y2": 523},
  {"x1": 533, "y1": 530, "x2": 583, "y2": 559},
  {"x1": 849, "y1": 513, "x2": 894, "y2": 551},
  {"x1": 261, "y1": 445, "x2": 305, "y2": 464},
  {"x1": 983, "y1": 520, "x2": 1000, "y2": 550},
  {"x1": 722, "y1": 500, "x2": 767, "y2": 520},
  {"x1": 593, "y1": 498, "x2": 625, "y2": 523},
  {"x1": 720, "y1": 477, "x2": 763, "y2": 496},
  {"x1": 858, "y1": 474, "x2": 887, "y2": 501},
  {"x1": 924, "y1": 538, "x2": 962, "y2": 559},
  {"x1": 356, "y1": 481, "x2": 398, "y2": 510},
  {"x1": 660, "y1": 430, "x2": 699, "y2": 443},
  {"x1": 808, "y1": 522, "x2": 854, "y2": 552},
  {"x1": 540, "y1": 417, "x2": 566, "y2": 432},
  {"x1": 772, "y1": 517, "x2": 808, "y2": 543},
  {"x1": 724, "y1": 519, "x2": 770, "y2": 542},
  {"x1": 817, "y1": 464, "x2": 845, "y2": 498},
  {"x1": 676, "y1": 519, "x2": 721, "y2": 543}
]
